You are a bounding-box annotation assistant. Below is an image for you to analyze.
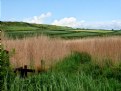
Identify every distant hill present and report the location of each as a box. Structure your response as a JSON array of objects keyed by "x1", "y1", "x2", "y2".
[
  {"x1": 1, "y1": 21, "x2": 121, "y2": 39},
  {"x1": 0, "y1": 21, "x2": 73, "y2": 31}
]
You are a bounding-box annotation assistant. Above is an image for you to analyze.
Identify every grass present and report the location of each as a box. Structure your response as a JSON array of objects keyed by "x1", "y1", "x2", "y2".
[
  {"x1": 1, "y1": 21, "x2": 121, "y2": 90},
  {"x1": 73, "y1": 29, "x2": 114, "y2": 33},
  {"x1": 0, "y1": 21, "x2": 72, "y2": 31},
  {"x1": 1, "y1": 21, "x2": 121, "y2": 39},
  {"x1": 2, "y1": 36, "x2": 70, "y2": 70},
  {"x1": 3, "y1": 52, "x2": 121, "y2": 91},
  {"x1": 67, "y1": 36, "x2": 121, "y2": 66},
  {"x1": 4, "y1": 29, "x2": 121, "y2": 39},
  {"x1": 2, "y1": 36, "x2": 121, "y2": 69},
  {"x1": 2, "y1": 26, "x2": 39, "y2": 31}
]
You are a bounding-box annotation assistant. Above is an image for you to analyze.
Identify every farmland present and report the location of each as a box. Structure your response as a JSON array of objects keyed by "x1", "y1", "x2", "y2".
[
  {"x1": 1, "y1": 21, "x2": 121, "y2": 39},
  {"x1": 1, "y1": 21, "x2": 121, "y2": 91}
]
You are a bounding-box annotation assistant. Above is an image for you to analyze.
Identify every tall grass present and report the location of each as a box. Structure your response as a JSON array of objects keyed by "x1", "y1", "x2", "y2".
[
  {"x1": 2, "y1": 36, "x2": 121, "y2": 69},
  {"x1": 4, "y1": 72, "x2": 120, "y2": 91},
  {"x1": 3, "y1": 52, "x2": 121, "y2": 91},
  {"x1": 67, "y1": 36, "x2": 121, "y2": 66},
  {"x1": 2, "y1": 36, "x2": 70, "y2": 70}
]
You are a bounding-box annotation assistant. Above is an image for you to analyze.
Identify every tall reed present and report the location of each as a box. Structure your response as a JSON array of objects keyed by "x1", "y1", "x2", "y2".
[
  {"x1": 2, "y1": 36, "x2": 70, "y2": 70},
  {"x1": 2, "y1": 36, "x2": 121, "y2": 69},
  {"x1": 67, "y1": 36, "x2": 121, "y2": 66}
]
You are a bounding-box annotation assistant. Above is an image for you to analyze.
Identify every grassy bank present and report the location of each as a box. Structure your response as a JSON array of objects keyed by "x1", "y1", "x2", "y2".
[{"x1": 3, "y1": 52, "x2": 121, "y2": 91}]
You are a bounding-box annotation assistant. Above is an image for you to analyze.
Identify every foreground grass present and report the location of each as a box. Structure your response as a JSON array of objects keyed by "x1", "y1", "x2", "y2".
[{"x1": 3, "y1": 52, "x2": 121, "y2": 91}]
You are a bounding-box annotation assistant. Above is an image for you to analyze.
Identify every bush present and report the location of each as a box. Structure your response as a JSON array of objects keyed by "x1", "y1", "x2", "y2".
[{"x1": 51, "y1": 52, "x2": 91, "y2": 74}]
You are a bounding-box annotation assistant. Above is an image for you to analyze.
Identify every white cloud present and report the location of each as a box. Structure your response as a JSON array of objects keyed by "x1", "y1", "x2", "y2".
[
  {"x1": 52, "y1": 17, "x2": 121, "y2": 30},
  {"x1": 52, "y1": 17, "x2": 85, "y2": 27},
  {"x1": 83, "y1": 20, "x2": 121, "y2": 30},
  {"x1": 23, "y1": 13, "x2": 121, "y2": 30},
  {"x1": 23, "y1": 12, "x2": 52, "y2": 24}
]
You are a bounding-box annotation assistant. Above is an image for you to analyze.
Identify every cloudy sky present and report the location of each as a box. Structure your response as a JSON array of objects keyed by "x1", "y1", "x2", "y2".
[{"x1": 0, "y1": 0, "x2": 121, "y2": 29}]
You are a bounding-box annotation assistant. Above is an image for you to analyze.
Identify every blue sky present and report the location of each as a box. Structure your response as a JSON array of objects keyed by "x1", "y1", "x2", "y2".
[{"x1": 0, "y1": 0, "x2": 121, "y2": 29}]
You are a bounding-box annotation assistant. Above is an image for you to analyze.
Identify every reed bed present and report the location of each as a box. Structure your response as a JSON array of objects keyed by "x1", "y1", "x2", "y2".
[
  {"x1": 67, "y1": 36, "x2": 121, "y2": 66},
  {"x1": 2, "y1": 36, "x2": 121, "y2": 69},
  {"x1": 2, "y1": 36, "x2": 70, "y2": 70}
]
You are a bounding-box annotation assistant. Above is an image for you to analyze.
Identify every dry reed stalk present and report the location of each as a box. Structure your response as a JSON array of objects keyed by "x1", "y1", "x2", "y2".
[
  {"x1": 2, "y1": 36, "x2": 121, "y2": 69},
  {"x1": 2, "y1": 36, "x2": 70, "y2": 70},
  {"x1": 67, "y1": 36, "x2": 121, "y2": 66}
]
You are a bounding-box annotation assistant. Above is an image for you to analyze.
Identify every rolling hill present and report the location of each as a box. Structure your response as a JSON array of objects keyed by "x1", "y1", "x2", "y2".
[{"x1": 1, "y1": 21, "x2": 121, "y2": 39}]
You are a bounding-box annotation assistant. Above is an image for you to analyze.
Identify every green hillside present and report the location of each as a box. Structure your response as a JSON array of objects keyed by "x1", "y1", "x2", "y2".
[
  {"x1": 0, "y1": 21, "x2": 72, "y2": 31},
  {"x1": 1, "y1": 21, "x2": 121, "y2": 39}
]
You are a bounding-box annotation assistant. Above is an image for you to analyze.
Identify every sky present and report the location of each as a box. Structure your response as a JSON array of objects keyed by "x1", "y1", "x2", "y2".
[{"x1": 0, "y1": 0, "x2": 121, "y2": 29}]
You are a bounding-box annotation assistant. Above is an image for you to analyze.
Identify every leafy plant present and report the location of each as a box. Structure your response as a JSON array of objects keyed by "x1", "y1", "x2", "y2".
[
  {"x1": 0, "y1": 46, "x2": 14, "y2": 90},
  {"x1": 0, "y1": 46, "x2": 9, "y2": 90}
]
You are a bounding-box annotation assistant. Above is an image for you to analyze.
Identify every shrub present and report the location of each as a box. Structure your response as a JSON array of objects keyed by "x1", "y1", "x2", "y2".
[{"x1": 51, "y1": 52, "x2": 91, "y2": 74}]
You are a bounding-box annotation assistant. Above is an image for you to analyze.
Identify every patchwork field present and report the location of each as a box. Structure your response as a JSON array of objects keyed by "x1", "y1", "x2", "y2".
[{"x1": 1, "y1": 21, "x2": 121, "y2": 39}]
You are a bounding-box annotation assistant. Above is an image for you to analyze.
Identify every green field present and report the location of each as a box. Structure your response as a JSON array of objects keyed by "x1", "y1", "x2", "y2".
[{"x1": 1, "y1": 21, "x2": 121, "y2": 39}]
